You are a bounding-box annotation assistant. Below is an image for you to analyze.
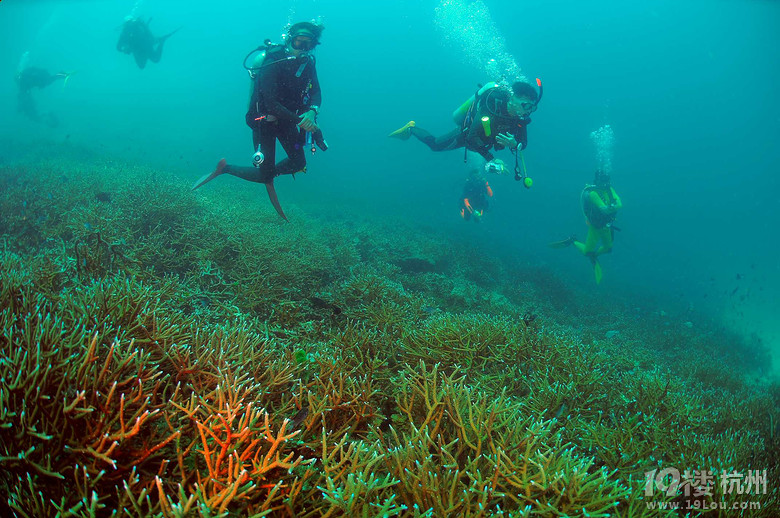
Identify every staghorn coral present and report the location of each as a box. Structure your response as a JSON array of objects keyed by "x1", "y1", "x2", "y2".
[
  {"x1": 384, "y1": 362, "x2": 630, "y2": 515},
  {"x1": 2, "y1": 151, "x2": 779, "y2": 516}
]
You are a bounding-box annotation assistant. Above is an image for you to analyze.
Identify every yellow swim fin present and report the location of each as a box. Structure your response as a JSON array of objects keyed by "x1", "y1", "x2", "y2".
[
  {"x1": 58, "y1": 71, "x2": 76, "y2": 87},
  {"x1": 388, "y1": 120, "x2": 415, "y2": 140},
  {"x1": 585, "y1": 251, "x2": 603, "y2": 284},
  {"x1": 593, "y1": 260, "x2": 603, "y2": 284}
]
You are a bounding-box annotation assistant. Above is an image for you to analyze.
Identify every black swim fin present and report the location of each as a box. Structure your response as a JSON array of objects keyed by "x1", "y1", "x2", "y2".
[
  {"x1": 158, "y1": 27, "x2": 182, "y2": 44},
  {"x1": 265, "y1": 181, "x2": 289, "y2": 222},
  {"x1": 192, "y1": 159, "x2": 226, "y2": 190},
  {"x1": 548, "y1": 235, "x2": 576, "y2": 249}
]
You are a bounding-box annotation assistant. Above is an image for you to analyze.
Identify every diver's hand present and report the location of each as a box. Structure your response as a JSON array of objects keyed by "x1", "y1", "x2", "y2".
[
  {"x1": 495, "y1": 132, "x2": 518, "y2": 150},
  {"x1": 485, "y1": 159, "x2": 506, "y2": 174},
  {"x1": 298, "y1": 110, "x2": 318, "y2": 132}
]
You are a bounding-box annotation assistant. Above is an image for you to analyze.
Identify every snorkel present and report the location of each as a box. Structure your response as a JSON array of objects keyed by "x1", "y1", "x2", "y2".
[{"x1": 534, "y1": 77, "x2": 543, "y2": 109}]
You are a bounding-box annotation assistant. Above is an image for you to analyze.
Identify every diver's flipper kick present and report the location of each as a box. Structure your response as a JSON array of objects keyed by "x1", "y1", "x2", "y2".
[
  {"x1": 264, "y1": 182, "x2": 288, "y2": 222},
  {"x1": 192, "y1": 159, "x2": 226, "y2": 191},
  {"x1": 547, "y1": 235, "x2": 576, "y2": 249},
  {"x1": 192, "y1": 158, "x2": 289, "y2": 221},
  {"x1": 195, "y1": 20, "x2": 326, "y2": 222}
]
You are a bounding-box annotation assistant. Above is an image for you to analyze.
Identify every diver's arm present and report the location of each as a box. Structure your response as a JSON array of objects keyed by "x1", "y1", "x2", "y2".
[
  {"x1": 474, "y1": 147, "x2": 494, "y2": 162},
  {"x1": 247, "y1": 53, "x2": 264, "y2": 110},
  {"x1": 298, "y1": 67, "x2": 321, "y2": 131},
  {"x1": 117, "y1": 27, "x2": 129, "y2": 51},
  {"x1": 610, "y1": 188, "x2": 622, "y2": 210},
  {"x1": 590, "y1": 191, "x2": 618, "y2": 215},
  {"x1": 495, "y1": 120, "x2": 527, "y2": 152}
]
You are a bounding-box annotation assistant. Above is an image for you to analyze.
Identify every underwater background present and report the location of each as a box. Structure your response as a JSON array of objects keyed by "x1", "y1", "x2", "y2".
[{"x1": 1, "y1": 0, "x2": 779, "y2": 515}]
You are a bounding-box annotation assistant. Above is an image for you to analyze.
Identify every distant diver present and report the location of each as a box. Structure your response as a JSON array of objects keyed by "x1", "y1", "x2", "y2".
[
  {"x1": 459, "y1": 161, "x2": 494, "y2": 222},
  {"x1": 549, "y1": 170, "x2": 623, "y2": 284},
  {"x1": 193, "y1": 20, "x2": 328, "y2": 221},
  {"x1": 117, "y1": 16, "x2": 180, "y2": 69},
  {"x1": 389, "y1": 79, "x2": 542, "y2": 187},
  {"x1": 16, "y1": 65, "x2": 72, "y2": 126}
]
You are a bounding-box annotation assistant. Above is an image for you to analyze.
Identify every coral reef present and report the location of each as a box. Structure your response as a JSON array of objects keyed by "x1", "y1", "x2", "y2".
[{"x1": 1, "y1": 149, "x2": 778, "y2": 516}]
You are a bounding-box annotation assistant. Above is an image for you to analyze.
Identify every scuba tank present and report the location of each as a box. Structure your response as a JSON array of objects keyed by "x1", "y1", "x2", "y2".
[
  {"x1": 242, "y1": 40, "x2": 294, "y2": 78},
  {"x1": 452, "y1": 82, "x2": 498, "y2": 127},
  {"x1": 455, "y1": 83, "x2": 500, "y2": 163}
]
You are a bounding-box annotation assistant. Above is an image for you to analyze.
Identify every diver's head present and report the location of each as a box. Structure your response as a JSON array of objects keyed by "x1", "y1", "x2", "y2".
[
  {"x1": 508, "y1": 81, "x2": 539, "y2": 117},
  {"x1": 287, "y1": 21, "x2": 323, "y2": 55},
  {"x1": 594, "y1": 169, "x2": 611, "y2": 188}
]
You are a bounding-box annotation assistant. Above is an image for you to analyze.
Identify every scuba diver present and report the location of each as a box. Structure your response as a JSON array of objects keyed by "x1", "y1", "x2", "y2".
[
  {"x1": 117, "y1": 16, "x2": 179, "y2": 69},
  {"x1": 16, "y1": 65, "x2": 72, "y2": 126},
  {"x1": 389, "y1": 79, "x2": 542, "y2": 186},
  {"x1": 459, "y1": 159, "x2": 494, "y2": 222},
  {"x1": 549, "y1": 170, "x2": 622, "y2": 284},
  {"x1": 193, "y1": 20, "x2": 328, "y2": 221}
]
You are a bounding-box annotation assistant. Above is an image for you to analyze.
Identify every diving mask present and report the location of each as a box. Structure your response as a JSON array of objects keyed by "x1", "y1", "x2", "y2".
[{"x1": 290, "y1": 35, "x2": 315, "y2": 51}]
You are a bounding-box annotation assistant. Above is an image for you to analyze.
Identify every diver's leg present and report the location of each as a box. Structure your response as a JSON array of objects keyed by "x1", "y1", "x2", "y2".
[
  {"x1": 576, "y1": 226, "x2": 604, "y2": 283},
  {"x1": 219, "y1": 165, "x2": 263, "y2": 182},
  {"x1": 192, "y1": 125, "x2": 276, "y2": 189},
  {"x1": 41, "y1": 73, "x2": 58, "y2": 88},
  {"x1": 150, "y1": 41, "x2": 164, "y2": 63},
  {"x1": 574, "y1": 226, "x2": 600, "y2": 255},
  {"x1": 594, "y1": 227, "x2": 614, "y2": 256},
  {"x1": 18, "y1": 91, "x2": 40, "y2": 122},
  {"x1": 43, "y1": 112, "x2": 59, "y2": 128},
  {"x1": 226, "y1": 123, "x2": 278, "y2": 183},
  {"x1": 150, "y1": 28, "x2": 180, "y2": 63},
  {"x1": 273, "y1": 122, "x2": 307, "y2": 177},
  {"x1": 133, "y1": 52, "x2": 148, "y2": 69},
  {"x1": 410, "y1": 127, "x2": 462, "y2": 152}
]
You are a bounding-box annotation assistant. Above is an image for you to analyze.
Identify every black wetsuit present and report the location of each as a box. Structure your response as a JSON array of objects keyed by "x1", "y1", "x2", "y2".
[
  {"x1": 225, "y1": 46, "x2": 322, "y2": 184},
  {"x1": 460, "y1": 176, "x2": 491, "y2": 221},
  {"x1": 16, "y1": 67, "x2": 65, "y2": 125},
  {"x1": 17, "y1": 67, "x2": 63, "y2": 93},
  {"x1": 412, "y1": 88, "x2": 530, "y2": 161},
  {"x1": 117, "y1": 18, "x2": 172, "y2": 69}
]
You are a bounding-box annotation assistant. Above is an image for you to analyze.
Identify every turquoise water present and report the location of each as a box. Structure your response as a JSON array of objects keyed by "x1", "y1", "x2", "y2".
[{"x1": 1, "y1": 0, "x2": 778, "y2": 367}]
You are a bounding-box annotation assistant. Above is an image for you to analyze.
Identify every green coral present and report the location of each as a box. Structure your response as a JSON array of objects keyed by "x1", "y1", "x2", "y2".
[{"x1": 1, "y1": 150, "x2": 777, "y2": 516}]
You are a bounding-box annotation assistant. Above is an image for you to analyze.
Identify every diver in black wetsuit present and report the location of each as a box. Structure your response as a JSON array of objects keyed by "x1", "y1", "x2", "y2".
[
  {"x1": 459, "y1": 169, "x2": 493, "y2": 222},
  {"x1": 389, "y1": 80, "x2": 542, "y2": 179},
  {"x1": 192, "y1": 21, "x2": 328, "y2": 221},
  {"x1": 16, "y1": 67, "x2": 70, "y2": 126},
  {"x1": 117, "y1": 17, "x2": 178, "y2": 69}
]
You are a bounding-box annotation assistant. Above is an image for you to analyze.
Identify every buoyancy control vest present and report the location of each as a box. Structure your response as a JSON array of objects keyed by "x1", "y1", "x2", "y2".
[
  {"x1": 245, "y1": 43, "x2": 316, "y2": 127},
  {"x1": 581, "y1": 185, "x2": 616, "y2": 229}
]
